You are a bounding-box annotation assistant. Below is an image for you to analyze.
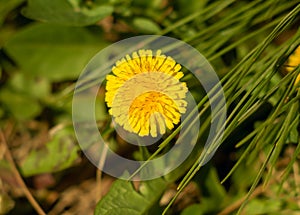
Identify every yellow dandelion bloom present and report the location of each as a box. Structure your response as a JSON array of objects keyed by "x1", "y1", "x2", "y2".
[
  {"x1": 287, "y1": 46, "x2": 300, "y2": 85},
  {"x1": 105, "y1": 49, "x2": 188, "y2": 137}
]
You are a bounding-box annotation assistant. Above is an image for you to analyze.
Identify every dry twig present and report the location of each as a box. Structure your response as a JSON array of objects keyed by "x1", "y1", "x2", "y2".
[{"x1": 0, "y1": 129, "x2": 46, "y2": 215}]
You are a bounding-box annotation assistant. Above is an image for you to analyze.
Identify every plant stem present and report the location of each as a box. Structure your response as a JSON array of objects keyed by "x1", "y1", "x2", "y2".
[{"x1": 0, "y1": 129, "x2": 46, "y2": 215}]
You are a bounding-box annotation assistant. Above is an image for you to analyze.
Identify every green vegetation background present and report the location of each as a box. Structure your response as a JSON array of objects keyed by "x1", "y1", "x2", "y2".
[{"x1": 0, "y1": 0, "x2": 299, "y2": 215}]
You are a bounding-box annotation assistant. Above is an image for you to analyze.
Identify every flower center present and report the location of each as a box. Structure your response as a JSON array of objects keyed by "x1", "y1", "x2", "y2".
[{"x1": 128, "y1": 91, "x2": 180, "y2": 137}]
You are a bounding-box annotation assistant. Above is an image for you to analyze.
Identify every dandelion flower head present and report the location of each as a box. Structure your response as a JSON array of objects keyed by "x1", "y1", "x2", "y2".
[
  {"x1": 287, "y1": 45, "x2": 300, "y2": 85},
  {"x1": 105, "y1": 49, "x2": 188, "y2": 137}
]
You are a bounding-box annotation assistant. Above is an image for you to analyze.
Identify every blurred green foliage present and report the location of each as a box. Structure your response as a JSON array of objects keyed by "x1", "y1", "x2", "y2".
[{"x1": 0, "y1": 0, "x2": 299, "y2": 215}]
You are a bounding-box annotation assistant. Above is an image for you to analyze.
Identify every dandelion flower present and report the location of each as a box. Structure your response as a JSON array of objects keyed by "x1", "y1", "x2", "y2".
[
  {"x1": 287, "y1": 46, "x2": 300, "y2": 85},
  {"x1": 105, "y1": 49, "x2": 188, "y2": 137}
]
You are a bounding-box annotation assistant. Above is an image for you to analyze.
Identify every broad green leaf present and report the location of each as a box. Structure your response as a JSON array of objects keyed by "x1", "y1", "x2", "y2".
[
  {"x1": 132, "y1": 17, "x2": 161, "y2": 34},
  {"x1": 4, "y1": 23, "x2": 110, "y2": 81},
  {"x1": 0, "y1": 88, "x2": 41, "y2": 120},
  {"x1": 204, "y1": 167, "x2": 226, "y2": 201},
  {"x1": 22, "y1": 0, "x2": 113, "y2": 26},
  {"x1": 95, "y1": 143, "x2": 200, "y2": 215},
  {"x1": 20, "y1": 127, "x2": 79, "y2": 176},
  {"x1": 231, "y1": 159, "x2": 258, "y2": 192},
  {"x1": 94, "y1": 177, "x2": 168, "y2": 215},
  {"x1": 243, "y1": 198, "x2": 282, "y2": 215},
  {"x1": 9, "y1": 73, "x2": 51, "y2": 99},
  {"x1": 0, "y1": 0, "x2": 25, "y2": 26},
  {"x1": 181, "y1": 204, "x2": 204, "y2": 215}
]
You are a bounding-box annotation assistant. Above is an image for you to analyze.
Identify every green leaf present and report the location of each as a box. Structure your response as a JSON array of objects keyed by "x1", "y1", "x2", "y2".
[
  {"x1": 204, "y1": 167, "x2": 226, "y2": 201},
  {"x1": 20, "y1": 127, "x2": 79, "y2": 176},
  {"x1": 181, "y1": 204, "x2": 204, "y2": 215},
  {"x1": 132, "y1": 17, "x2": 161, "y2": 34},
  {"x1": 0, "y1": 88, "x2": 41, "y2": 120},
  {"x1": 22, "y1": 0, "x2": 113, "y2": 26},
  {"x1": 4, "y1": 23, "x2": 110, "y2": 81},
  {"x1": 243, "y1": 198, "x2": 282, "y2": 215},
  {"x1": 9, "y1": 73, "x2": 51, "y2": 99},
  {"x1": 94, "y1": 178, "x2": 168, "y2": 215}
]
